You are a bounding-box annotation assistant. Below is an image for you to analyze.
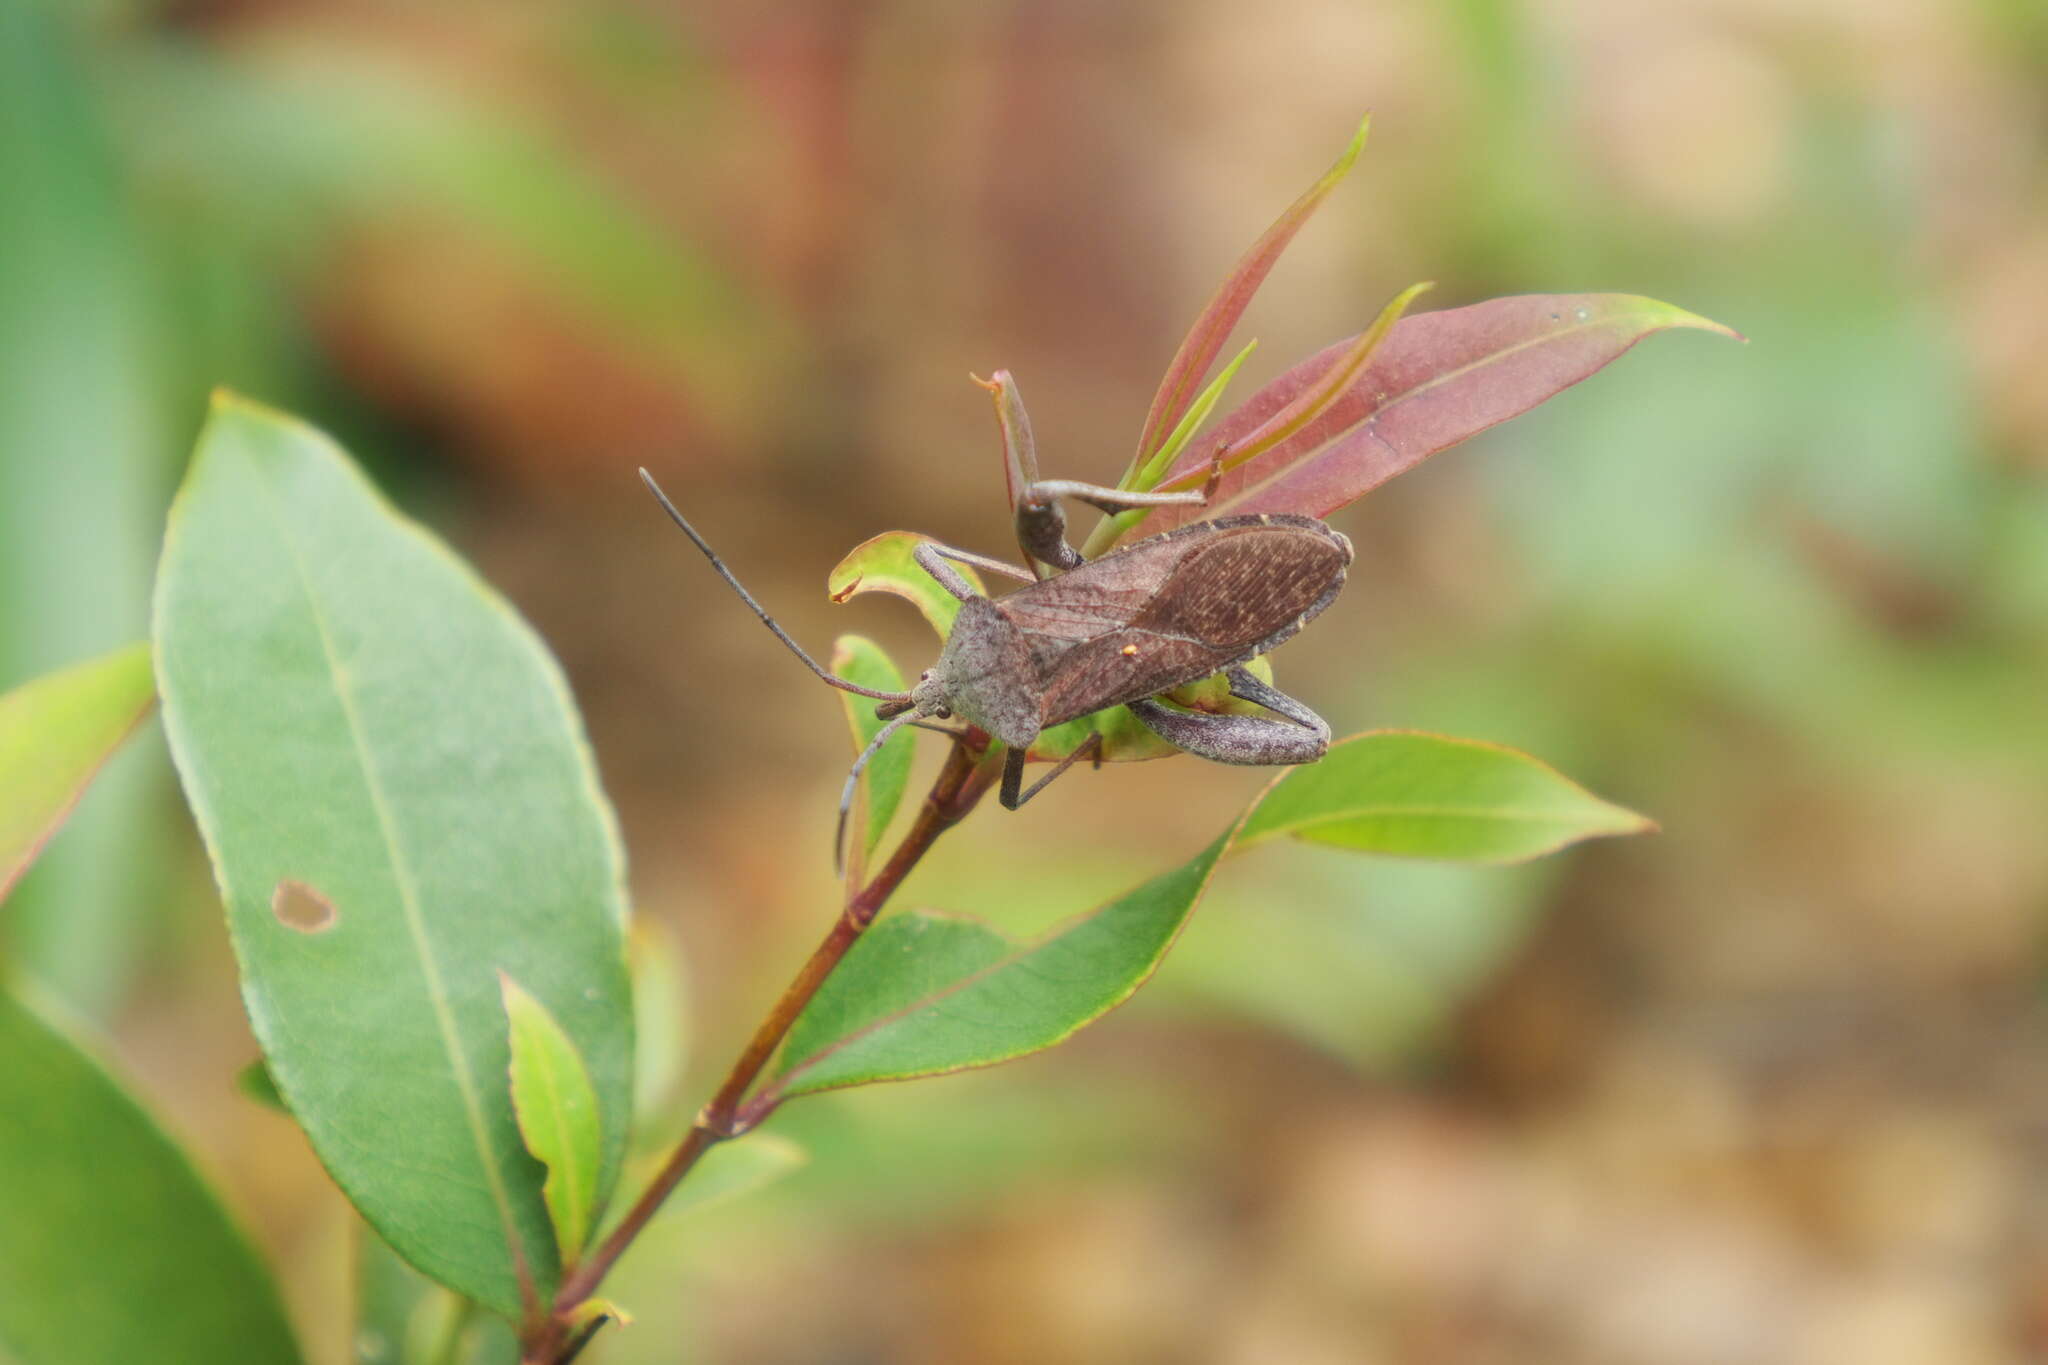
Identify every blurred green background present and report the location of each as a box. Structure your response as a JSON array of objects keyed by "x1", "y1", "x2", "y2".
[{"x1": 4, "y1": 0, "x2": 2047, "y2": 1361}]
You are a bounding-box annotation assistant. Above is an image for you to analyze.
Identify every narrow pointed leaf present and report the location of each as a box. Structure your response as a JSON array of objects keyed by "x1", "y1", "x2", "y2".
[
  {"x1": 1127, "y1": 116, "x2": 1370, "y2": 481},
  {"x1": 1092, "y1": 282, "x2": 1428, "y2": 554},
  {"x1": 1130, "y1": 338, "x2": 1260, "y2": 493},
  {"x1": 0, "y1": 986, "x2": 303, "y2": 1365},
  {"x1": 976, "y1": 371, "x2": 1042, "y2": 535},
  {"x1": 502, "y1": 975, "x2": 605, "y2": 1268},
  {"x1": 1236, "y1": 731, "x2": 1654, "y2": 863},
  {"x1": 827, "y1": 532, "x2": 985, "y2": 638},
  {"x1": 0, "y1": 643, "x2": 155, "y2": 906},
  {"x1": 154, "y1": 392, "x2": 633, "y2": 1315},
  {"x1": 1118, "y1": 294, "x2": 1743, "y2": 543},
  {"x1": 833, "y1": 636, "x2": 914, "y2": 862},
  {"x1": 768, "y1": 834, "x2": 1233, "y2": 1099}
]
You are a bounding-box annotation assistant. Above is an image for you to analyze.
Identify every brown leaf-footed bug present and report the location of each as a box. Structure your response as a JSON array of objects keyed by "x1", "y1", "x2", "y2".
[{"x1": 638, "y1": 463, "x2": 1351, "y2": 868}]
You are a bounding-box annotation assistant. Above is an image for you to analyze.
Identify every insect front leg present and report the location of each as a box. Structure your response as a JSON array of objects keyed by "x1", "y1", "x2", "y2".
[
  {"x1": 1016, "y1": 479, "x2": 1210, "y2": 572},
  {"x1": 911, "y1": 542, "x2": 1034, "y2": 602},
  {"x1": 1125, "y1": 666, "x2": 1331, "y2": 766},
  {"x1": 999, "y1": 733, "x2": 1103, "y2": 810}
]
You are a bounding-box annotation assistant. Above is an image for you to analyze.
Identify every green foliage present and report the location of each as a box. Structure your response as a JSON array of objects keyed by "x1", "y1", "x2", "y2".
[
  {"x1": 153, "y1": 393, "x2": 634, "y2": 1316},
  {"x1": 0, "y1": 643, "x2": 154, "y2": 904},
  {"x1": 1125, "y1": 116, "x2": 1371, "y2": 483},
  {"x1": 769, "y1": 731, "x2": 1645, "y2": 1101},
  {"x1": 826, "y1": 532, "x2": 984, "y2": 637},
  {"x1": 771, "y1": 838, "x2": 1230, "y2": 1100},
  {"x1": 0, "y1": 988, "x2": 302, "y2": 1365},
  {"x1": 1129, "y1": 338, "x2": 1259, "y2": 494},
  {"x1": 503, "y1": 975, "x2": 607, "y2": 1270},
  {"x1": 1237, "y1": 731, "x2": 1653, "y2": 862},
  {"x1": 833, "y1": 635, "x2": 914, "y2": 863}
]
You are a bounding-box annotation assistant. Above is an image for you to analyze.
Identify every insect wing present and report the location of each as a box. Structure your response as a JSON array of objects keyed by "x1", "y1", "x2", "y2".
[
  {"x1": 996, "y1": 530, "x2": 1204, "y2": 670},
  {"x1": 1030, "y1": 518, "x2": 1350, "y2": 727}
]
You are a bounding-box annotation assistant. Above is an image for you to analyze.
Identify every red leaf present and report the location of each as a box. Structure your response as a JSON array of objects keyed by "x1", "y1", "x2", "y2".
[
  {"x1": 1124, "y1": 117, "x2": 1369, "y2": 482},
  {"x1": 1119, "y1": 293, "x2": 1742, "y2": 540},
  {"x1": 975, "y1": 370, "x2": 1040, "y2": 518}
]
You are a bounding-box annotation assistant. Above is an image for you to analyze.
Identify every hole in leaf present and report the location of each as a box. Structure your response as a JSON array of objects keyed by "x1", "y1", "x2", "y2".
[{"x1": 272, "y1": 879, "x2": 337, "y2": 933}]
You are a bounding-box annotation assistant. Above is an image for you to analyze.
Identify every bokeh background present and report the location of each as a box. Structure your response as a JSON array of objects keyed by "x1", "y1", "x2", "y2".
[{"x1": 5, "y1": 1, "x2": 2048, "y2": 1361}]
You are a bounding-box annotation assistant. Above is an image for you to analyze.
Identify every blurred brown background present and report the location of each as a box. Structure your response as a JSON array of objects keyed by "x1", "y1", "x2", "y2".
[{"x1": 4, "y1": 0, "x2": 2047, "y2": 1361}]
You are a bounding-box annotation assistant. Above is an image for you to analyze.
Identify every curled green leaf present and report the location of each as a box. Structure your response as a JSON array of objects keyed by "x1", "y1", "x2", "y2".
[{"x1": 827, "y1": 532, "x2": 986, "y2": 639}]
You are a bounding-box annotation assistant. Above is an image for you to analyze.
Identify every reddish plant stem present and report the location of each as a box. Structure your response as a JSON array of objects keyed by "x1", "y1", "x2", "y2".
[{"x1": 540, "y1": 738, "x2": 996, "y2": 1350}]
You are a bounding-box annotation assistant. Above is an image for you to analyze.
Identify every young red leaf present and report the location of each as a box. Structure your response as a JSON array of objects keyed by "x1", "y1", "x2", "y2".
[
  {"x1": 1112, "y1": 293, "x2": 1742, "y2": 543},
  {"x1": 975, "y1": 371, "x2": 1041, "y2": 539},
  {"x1": 1122, "y1": 116, "x2": 1370, "y2": 486}
]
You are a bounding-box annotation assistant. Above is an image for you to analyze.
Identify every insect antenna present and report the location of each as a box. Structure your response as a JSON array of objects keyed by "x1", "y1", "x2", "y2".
[
  {"x1": 640, "y1": 469, "x2": 914, "y2": 703},
  {"x1": 835, "y1": 709, "x2": 920, "y2": 873}
]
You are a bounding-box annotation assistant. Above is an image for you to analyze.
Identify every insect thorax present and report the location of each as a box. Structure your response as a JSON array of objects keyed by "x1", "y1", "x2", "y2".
[{"x1": 930, "y1": 597, "x2": 1042, "y2": 750}]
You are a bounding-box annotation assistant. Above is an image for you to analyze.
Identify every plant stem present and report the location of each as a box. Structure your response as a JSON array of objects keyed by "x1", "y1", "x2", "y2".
[{"x1": 537, "y1": 738, "x2": 997, "y2": 1355}]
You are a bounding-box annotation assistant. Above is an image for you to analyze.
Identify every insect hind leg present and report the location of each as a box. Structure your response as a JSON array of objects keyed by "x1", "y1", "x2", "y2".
[{"x1": 1126, "y1": 668, "x2": 1330, "y2": 767}]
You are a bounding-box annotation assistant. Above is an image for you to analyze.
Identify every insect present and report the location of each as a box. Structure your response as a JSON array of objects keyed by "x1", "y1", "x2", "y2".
[{"x1": 639, "y1": 464, "x2": 1351, "y2": 866}]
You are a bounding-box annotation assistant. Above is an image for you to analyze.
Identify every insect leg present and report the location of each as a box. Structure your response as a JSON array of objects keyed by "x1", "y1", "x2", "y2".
[
  {"x1": 911, "y1": 542, "x2": 982, "y2": 602},
  {"x1": 1016, "y1": 479, "x2": 1213, "y2": 572},
  {"x1": 1222, "y1": 665, "x2": 1325, "y2": 730},
  {"x1": 911, "y1": 542, "x2": 1035, "y2": 604},
  {"x1": 998, "y1": 733, "x2": 1103, "y2": 810},
  {"x1": 1125, "y1": 690, "x2": 1330, "y2": 766}
]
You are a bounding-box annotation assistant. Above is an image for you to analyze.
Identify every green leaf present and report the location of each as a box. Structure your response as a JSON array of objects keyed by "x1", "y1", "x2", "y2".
[
  {"x1": 833, "y1": 635, "x2": 913, "y2": 863},
  {"x1": 1236, "y1": 730, "x2": 1655, "y2": 863},
  {"x1": 768, "y1": 834, "x2": 1232, "y2": 1099},
  {"x1": 0, "y1": 643, "x2": 155, "y2": 905},
  {"x1": 826, "y1": 531, "x2": 983, "y2": 638},
  {"x1": 1128, "y1": 338, "x2": 1260, "y2": 494},
  {"x1": 153, "y1": 392, "x2": 633, "y2": 1315},
  {"x1": 0, "y1": 985, "x2": 303, "y2": 1365},
  {"x1": 501, "y1": 974, "x2": 605, "y2": 1269},
  {"x1": 768, "y1": 729, "x2": 1651, "y2": 1102}
]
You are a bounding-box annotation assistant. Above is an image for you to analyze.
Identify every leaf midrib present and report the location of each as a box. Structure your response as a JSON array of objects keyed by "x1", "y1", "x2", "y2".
[{"x1": 243, "y1": 448, "x2": 524, "y2": 1275}]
